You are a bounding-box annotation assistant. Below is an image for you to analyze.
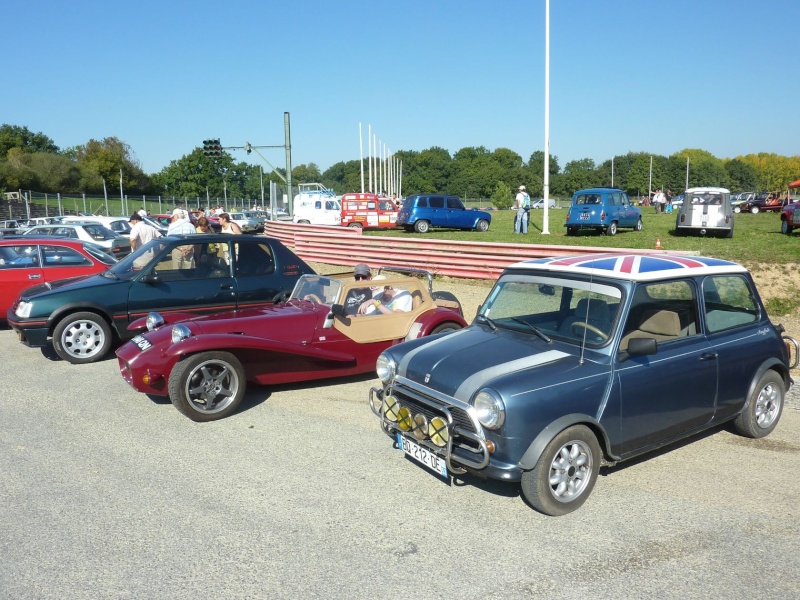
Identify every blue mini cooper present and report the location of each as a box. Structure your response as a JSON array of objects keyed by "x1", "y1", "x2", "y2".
[{"x1": 370, "y1": 253, "x2": 798, "y2": 515}]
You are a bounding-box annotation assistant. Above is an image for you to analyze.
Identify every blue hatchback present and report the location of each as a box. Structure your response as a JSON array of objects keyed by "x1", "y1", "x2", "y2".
[
  {"x1": 397, "y1": 194, "x2": 492, "y2": 233},
  {"x1": 565, "y1": 187, "x2": 643, "y2": 236}
]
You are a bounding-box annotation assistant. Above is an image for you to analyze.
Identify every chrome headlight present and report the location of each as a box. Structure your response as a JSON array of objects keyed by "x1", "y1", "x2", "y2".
[
  {"x1": 15, "y1": 301, "x2": 32, "y2": 319},
  {"x1": 473, "y1": 388, "x2": 505, "y2": 429},
  {"x1": 376, "y1": 353, "x2": 396, "y2": 384},
  {"x1": 146, "y1": 312, "x2": 165, "y2": 331},
  {"x1": 171, "y1": 324, "x2": 192, "y2": 344}
]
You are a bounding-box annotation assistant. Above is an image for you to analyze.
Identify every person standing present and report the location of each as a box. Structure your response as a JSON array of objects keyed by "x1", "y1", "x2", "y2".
[
  {"x1": 653, "y1": 189, "x2": 666, "y2": 213},
  {"x1": 219, "y1": 213, "x2": 242, "y2": 234},
  {"x1": 167, "y1": 208, "x2": 196, "y2": 268},
  {"x1": 129, "y1": 212, "x2": 161, "y2": 252},
  {"x1": 515, "y1": 185, "x2": 530, "y2": 234}
]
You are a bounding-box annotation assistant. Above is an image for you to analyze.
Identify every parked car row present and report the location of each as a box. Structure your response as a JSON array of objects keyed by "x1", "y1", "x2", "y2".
[{"x1": 1, "y1": 225, "x2": 797, "y2": 516}]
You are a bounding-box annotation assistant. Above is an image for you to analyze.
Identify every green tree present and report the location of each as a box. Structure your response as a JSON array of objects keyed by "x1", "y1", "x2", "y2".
[
  {"x1": 561, "y1": 158, "x2": 598, "y2": 195},
  {"x1": 491, "y1": 181, "x2": 514, "y2": 210},
  {"x1": 0, "y1": 124, "x2": 59, "y2": 157},
  {"x1": 74, "y1": 137, "x2": 150, "y2": 193},
  {"x1": 28, "y1": 153, "x2": 82, "y2": 192},
  {"x1": 724, "y1": 159, "x2": 759, "y2": 191}
]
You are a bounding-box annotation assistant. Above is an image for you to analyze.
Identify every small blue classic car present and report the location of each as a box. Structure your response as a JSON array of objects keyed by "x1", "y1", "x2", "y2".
[
  {"x1": 397, "y1": 194, "x2": 491, "y2": 233},
  {"x1": 370, "y1": 253, "x2": 798, "y2": 515},
  {"x1": 565, "y1": 187, "x2": 643, "y2": 236}
]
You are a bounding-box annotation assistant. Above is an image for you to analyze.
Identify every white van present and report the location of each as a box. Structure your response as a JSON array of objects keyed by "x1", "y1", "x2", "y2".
[{"x1": 292, "y1": 183, "x2": 341, "y2": 226}]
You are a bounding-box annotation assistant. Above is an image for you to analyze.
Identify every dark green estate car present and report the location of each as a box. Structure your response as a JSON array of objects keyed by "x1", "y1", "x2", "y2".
[{"x1": 7, "y1": 234, "x2": 314, "y2": 364}]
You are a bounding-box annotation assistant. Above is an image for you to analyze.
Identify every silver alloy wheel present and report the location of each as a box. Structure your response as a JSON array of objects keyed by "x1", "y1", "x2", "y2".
[
  {"x1": 754, "y1": 381, "x2": 781, "y2": 429},
  {"x1": 182, "y1": 358, "x2": 240, "y2": 415},
  {"x1": 59, "y1": 318, "x2": 107, "y2": 360},
  {"x1": 548, "y1": 439, "x2": 594, "y2": 503}
]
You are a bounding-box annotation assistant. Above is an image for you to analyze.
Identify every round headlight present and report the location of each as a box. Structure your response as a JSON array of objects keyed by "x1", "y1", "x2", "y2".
[
  {"x1": 146, "y1": 312, "x2": 165, "y2": 331},
  {"x1": 171, "y1": 324, "x2": 192, "y2": 344},
  {"x1": 473, "y1": 389, "x2": 505, "y2": 429},
  {"x1": 376, "y1": 353, "x2": 396, "y2": 384}
]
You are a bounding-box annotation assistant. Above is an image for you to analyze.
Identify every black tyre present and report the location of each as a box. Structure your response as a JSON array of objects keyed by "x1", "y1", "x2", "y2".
[
  {"x1": 605, "y1": 221, "x2": 618, "y2": 236},
  {"x1": 751, "y1": 206, "x2": 759, "y2": 214},
  {"x1": 781, "y1": 220, "x2": 791, "y2": 235},
  {"x1": 414, "y1": 220, "x2": 430, "y2": 233},
  {"x1": 634, "y1": 218, "x2": 643, "y2": 232},
  {"x1": 348, "y1": 222, "x2": 362, "y2": 228},
  {"x1": 475, "y1": 219, "x2": 489, "y2": 232},
  {"x1": 168, "y1": 352, "x2": 246, "y2": 422},
  {"x1": 566, "y1": 227, "x2": 576, "y2": 236},
  {"x1": 520, "y1": 425, "x2": 601, "y2": 516},
  {"x1": 430, "y1": 322, "x2": 462, "y2": 335},
  {"x1": 53, "y1": 312, "x2": 113, "y2": 364},
  {"x1": 733, "y1": 371, "x2": 784, "y2": 438}
]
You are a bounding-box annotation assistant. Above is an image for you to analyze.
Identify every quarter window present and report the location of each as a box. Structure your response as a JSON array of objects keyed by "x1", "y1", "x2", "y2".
[
  {"x1": 429, "y1": 197, "x2": 445, "y2": 209},
  {"x1": 703, "y1": 275, "x2": 758, "y2": 332}
]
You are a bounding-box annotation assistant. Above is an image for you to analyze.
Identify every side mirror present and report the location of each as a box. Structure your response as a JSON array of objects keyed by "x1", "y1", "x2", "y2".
[
  {"x1": 140, "y1": 271, "x2": 160, "y2": 285},
  {"x1": 619, "y1": 337, "x2": 657, "y2": 362},
  {"x1": 330, "y1": 304, "x2": 345, "y2": 318}
]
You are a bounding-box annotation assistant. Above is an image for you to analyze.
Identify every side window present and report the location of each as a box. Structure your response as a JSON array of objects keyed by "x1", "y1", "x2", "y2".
[
  {"x1": 0, "y1": 244, "x2": 39, "y2": 268},
  {"x1": 429, "y1": 197, "x2": 445, "y2": 209},
  {"x1": 367, "y1": 201, "x2": 376, "y2": 209},
  {"x1": 42, "y1": 245, "x2": 91, "y2": 267},
  {"x1": 152, "y1": 243, "x2": 202, "y2": 280},
  {"x1": 703, "y1": 275, "x2": 759, "y2": 333},
  {"x1": 235, "y1": 241, "x2": 275, "y2": 277},
  {"x1": 621, "y1": 280, "x2": 699, "y2": 346},
  {"x1": 447, "y1": 197, "x2": 464, "y2": 209},
  {"x1": 608, "y1": 193, "x2": 621, "y2": 206},
  {"x1": 416, "y1": 197, "x2": 428, "y2": 208},
  {"x1": 315, "y1": 201, "x2": 322, "y2": 209}
]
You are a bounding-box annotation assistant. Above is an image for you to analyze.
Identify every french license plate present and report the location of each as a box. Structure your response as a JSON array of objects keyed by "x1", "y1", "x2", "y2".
[
  {"x1": 130, "y1": 334, "x2": 152, "y2": 351},
  {"x1": 397, "y1": 433, "x2": 447, "y2": 478},
  {"x1": 579, "y1": 212, "x2": 590, "y2": 220}
]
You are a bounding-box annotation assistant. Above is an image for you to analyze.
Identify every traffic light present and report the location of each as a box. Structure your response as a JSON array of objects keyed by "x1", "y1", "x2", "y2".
[{"x1": 202, "y1": 139, "x2": 222, "y2": 157}]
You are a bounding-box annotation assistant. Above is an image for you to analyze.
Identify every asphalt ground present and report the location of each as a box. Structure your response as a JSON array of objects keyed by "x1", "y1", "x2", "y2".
[{"x1": 1, "y1": 325, "x2": 799, "y2": 600}]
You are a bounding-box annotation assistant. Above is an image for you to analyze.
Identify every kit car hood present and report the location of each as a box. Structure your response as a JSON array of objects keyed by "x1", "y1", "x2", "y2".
[{"x1": 393, "y1": 327, "x2": 575, "y2": 402}]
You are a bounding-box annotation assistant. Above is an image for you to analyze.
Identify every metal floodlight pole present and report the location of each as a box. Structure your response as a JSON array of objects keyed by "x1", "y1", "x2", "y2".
[{"x1": 284, "y1": 112, "x2": 293, "y2": 215}]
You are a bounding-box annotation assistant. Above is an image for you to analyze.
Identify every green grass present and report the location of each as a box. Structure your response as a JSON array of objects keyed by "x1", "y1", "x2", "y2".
[{"x1": 372, "y1": 209, "x2": 800, "y2": 265}]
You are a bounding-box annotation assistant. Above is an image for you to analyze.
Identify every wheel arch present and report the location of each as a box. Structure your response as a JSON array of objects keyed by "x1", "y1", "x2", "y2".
[
  {"x1": 742, "y1": 359, "x2": 791, "y2": 411},
  {"x1": 48, "y1": 303, "x2": 118, "y2": 337},
  {"x1": 517, "y1": 413, "x2": 613, "y2": 470}
]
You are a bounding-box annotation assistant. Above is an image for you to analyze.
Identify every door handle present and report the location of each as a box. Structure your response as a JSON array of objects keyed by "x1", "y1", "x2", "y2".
[
  {"x1": 220, "y1": 284, "x2": 233, "y2": 290},
  {"x1": 28, "y1": 274, "x2": 41, "y2": 279},
  {"x1": 699, "y1": 352, "x2": 718, "y2": 361}
]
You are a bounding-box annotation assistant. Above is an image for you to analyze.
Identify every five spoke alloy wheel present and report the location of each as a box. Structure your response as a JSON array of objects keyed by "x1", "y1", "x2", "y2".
[{"x1": 169, "y1": 352, "x2": 246, "y2": 422}]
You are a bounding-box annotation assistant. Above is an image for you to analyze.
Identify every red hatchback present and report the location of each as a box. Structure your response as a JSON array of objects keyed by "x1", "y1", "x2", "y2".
[{"x1": 0, "y1": 237, "x2": 116, "y2": 319}]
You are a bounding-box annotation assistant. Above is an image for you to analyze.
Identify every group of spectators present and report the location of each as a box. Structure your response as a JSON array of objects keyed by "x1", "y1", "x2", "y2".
[
  {"x1": 343, "y1": 264, "x2": 412, "y2": 316},
  {"x1": 128, "y1": 207, "x2": 243, "y2": 269}
]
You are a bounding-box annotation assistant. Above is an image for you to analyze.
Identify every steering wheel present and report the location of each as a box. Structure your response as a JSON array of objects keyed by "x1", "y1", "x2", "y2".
[
  {"x1": 272, "y1": 290, "x2": 290, "y2": 304},
  {"x1": 571, "y1": 321, "x2": 609, "y2": 342},
  {"x1": 303, "y1": 293, "x2": 323, "y2": 304}
]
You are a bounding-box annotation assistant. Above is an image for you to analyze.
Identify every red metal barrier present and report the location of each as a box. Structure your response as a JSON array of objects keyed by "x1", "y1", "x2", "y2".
[{"x1": 265, "y1": 222, "x2": 679, "y2": 280}]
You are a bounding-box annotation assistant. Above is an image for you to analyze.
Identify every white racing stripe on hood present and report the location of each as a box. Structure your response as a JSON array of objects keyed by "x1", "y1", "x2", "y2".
[
  {"x1": 453, "y1": 349, "x2": 570, "y2": 403},
  {"x1": 397, "y1": 328, "x2": 471, "y2": 376}
]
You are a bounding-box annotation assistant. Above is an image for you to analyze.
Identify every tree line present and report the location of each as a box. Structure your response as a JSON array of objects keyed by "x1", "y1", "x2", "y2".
[{"x1": 2, "y1": 124, "x2": 798, "y2": 205}]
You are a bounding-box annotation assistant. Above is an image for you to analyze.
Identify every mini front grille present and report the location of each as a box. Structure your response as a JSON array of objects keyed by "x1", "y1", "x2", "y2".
[{"x1": 389, "y1": 381, "x2": 480, "y2": 438}]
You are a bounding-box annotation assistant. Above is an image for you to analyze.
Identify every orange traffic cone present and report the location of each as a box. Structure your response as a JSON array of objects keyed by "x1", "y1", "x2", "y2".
[{"x1": 655, "y1": 238, "x2": 662, "y2": 250}]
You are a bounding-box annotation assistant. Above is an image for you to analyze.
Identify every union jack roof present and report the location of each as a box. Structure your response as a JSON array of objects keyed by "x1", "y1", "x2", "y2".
[{"x1": 509, "y1": 253, "x2": 747, "y2": 282}]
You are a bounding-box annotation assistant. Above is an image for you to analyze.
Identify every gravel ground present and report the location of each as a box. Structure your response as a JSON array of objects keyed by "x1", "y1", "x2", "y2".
[{"x1": 309, "y1": 261, "x2": 800, "y2": 411}]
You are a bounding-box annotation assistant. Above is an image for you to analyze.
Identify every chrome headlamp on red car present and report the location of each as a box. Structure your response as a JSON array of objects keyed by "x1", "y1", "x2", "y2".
[
  {"x1": 146, "y1": 312, "x2": 165, "y2": 331},
  {"x1": 171, "y1": 324, "x2": 192, "y2": 343}
]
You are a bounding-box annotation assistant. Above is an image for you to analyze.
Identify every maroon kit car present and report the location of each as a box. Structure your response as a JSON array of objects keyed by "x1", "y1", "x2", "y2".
[{"x1": 117, "y1": 269, "x2": 467, "y2": 421}]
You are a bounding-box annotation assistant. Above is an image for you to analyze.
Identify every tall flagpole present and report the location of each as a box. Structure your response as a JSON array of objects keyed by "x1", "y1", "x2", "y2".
[
  {"x1": 359, "y1": 123, "x2": 364, "y2": 193},
  {"x1": 542, "y1": 0, "x2": 551, "y2": 235}
]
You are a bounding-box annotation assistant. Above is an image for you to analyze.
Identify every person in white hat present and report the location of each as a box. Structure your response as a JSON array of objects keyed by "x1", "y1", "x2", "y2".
[
  {"x1": 515, "y1": 185, "x2": 530, "y2": 234},
  {"x1": 167, "y1": 208, "x2": 196, "y2": 268}
]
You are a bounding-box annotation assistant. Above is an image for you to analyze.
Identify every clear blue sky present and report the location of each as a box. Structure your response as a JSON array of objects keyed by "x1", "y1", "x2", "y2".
[{"x1": 3, "y1": 0, "x2": 798, "y2": 175}]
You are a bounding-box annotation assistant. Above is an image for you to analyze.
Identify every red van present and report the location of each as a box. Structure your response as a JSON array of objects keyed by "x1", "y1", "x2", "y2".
[{"x1": 340, "y1": 193, "x2": 398, "y2": 229}]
